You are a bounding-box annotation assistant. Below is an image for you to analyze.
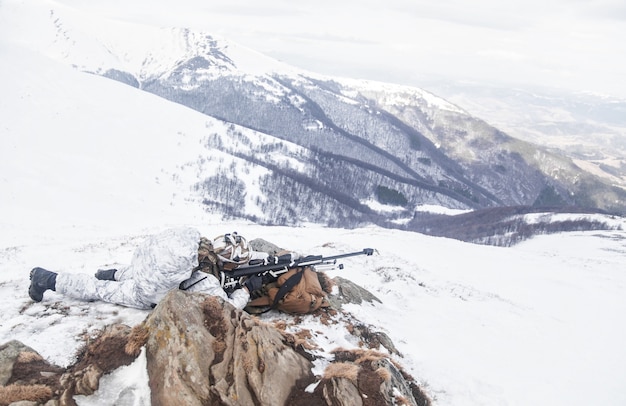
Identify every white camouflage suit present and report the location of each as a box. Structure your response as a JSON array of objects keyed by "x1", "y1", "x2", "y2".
[{"x1": 55, "y1": 227, "x2": 256, "y2": 310}]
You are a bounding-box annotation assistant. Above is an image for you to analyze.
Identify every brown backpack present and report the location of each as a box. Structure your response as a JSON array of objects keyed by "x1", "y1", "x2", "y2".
[{"x1": 246, "y1": 266, "x2": 330, "y2": 314}]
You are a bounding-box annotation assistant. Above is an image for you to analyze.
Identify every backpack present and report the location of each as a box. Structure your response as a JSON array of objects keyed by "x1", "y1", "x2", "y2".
[{"x1": 246, "y1": 266, "x2": 331, "y2": 314}]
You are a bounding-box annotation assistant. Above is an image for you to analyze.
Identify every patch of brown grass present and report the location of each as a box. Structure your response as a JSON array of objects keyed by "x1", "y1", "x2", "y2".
[
  {"x1": 331, "y1": 347, "x2": 388, "y2": 364},
  {"x1": 354, "y1": 349, "x2": 388, "y2": 365},
  {"x1": 375, "y1": 366, "x2": 391, "y2": 382},
  {"x1": 322, "y1": 362, "x2": 359, "y2": 384},
  {"x1": 319, "y1": 308, "x2": 338, "y2": 325},
  {"x1": 16, "y1": 351, "x2": 43, "y2": 363},
  {"x1": 395, "y1": 394, "x2": 411, "y2": 405},
  {"x1": 295, "y1": 328, "x2": 312, "y2": 341},
  {"x1": 0, "y1": 384, "x2": 51, "y2": 405},
  {"x1": 273, "y1": 320, "x2": 288, "y2": 331},
  {"x1": 125, "y1": 323, "x2": 149, "y2": 356},
  {"x1": 72, "y1": 324, "x2": 136, "y2": 373},
  {"x1": 278, "y1": 329, "x2": 317, "y2": 351}
]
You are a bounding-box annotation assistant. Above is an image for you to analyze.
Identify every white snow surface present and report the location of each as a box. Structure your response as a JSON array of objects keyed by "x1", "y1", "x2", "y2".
[
  {"x1": 1, "y1": 1, "x2": 626, "y2": 405},
  {"x1": 2, "y1": 223, "x2": 626, "y2": 406}
]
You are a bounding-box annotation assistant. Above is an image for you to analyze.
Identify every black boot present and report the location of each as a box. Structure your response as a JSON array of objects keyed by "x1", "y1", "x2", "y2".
[
  {"x1": 28, "y1": 267, "x2": 57, "y2": 302},
  {"x1": 94, "y1": 269, "x2": 118, "y2": 281}
]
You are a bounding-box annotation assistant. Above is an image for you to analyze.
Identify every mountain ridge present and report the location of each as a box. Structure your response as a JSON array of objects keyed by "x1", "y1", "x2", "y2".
[{"x1": 4, "y1": 1, "x2": 625, "y2": 241}]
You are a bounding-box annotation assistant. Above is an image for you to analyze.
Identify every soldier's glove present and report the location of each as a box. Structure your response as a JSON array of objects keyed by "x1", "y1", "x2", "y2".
[{"x1": 243, "y1": 275, "x2": 263, "y2": 292}]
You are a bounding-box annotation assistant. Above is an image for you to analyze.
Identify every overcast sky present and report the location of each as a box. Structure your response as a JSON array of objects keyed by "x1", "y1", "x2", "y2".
[{"x1": 65, "y1": 0, "x2": 626, "y2": 98}]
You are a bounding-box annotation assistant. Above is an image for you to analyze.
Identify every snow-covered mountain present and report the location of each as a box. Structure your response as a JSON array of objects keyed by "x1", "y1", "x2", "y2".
[
  {"x1": 1, "y1": 1, "x2": 626, "y2": 405},
  {"x1": 3, "y1": 0, "x2": 625, "y2": 239},
  {"x1": 424, "y1": 81, "x2": 626, "y2": 188}
]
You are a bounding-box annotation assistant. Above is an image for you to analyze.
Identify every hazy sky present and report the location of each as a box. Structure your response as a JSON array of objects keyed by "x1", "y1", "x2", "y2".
[{"x1": 63, "y1": 0, "x2": 626, "y2": 97}]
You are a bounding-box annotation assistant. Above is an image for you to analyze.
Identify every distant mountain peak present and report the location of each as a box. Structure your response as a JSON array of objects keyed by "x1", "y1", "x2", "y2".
[{"x1": 5, "y1": 0, "x2": 625, "y2": 239}]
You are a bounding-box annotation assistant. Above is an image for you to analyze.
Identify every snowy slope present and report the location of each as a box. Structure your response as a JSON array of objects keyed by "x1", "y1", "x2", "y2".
[
  {"x1": 0, "y1": 0, "x2": 296, "y2": 86},
  {"x1": 1, "y1": 17, "x2": 314, "y2": 235},
  {"x1": 2, "y1": 1, "x2": 626, "y2": 405},
  {"x1": 2, "y1": 223, "x2": 626, "y2": 406}
]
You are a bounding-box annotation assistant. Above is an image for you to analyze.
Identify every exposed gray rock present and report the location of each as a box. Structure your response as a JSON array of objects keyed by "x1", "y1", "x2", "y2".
[
  {"x1": 375, "y1": 357, "x2": 422, "y2": 406},
  {"x1": 248, "y1": 238, "x2": 283, "y2": 255},
  {"x1": 328, "y1": 276, "x2": 382, "y2": 308},
  {"x1": 0, "y1": 340, "x2": 37, "y2": 386},
  {"x1": 0, "y1": 340, "x2": 63, "y2": 405},
  {"x1": 316, "y1": 348, "x2": 431, "y2": 406},
  {"x1": 321, "y1": 376, "x2": 363, "y2": 406},
  {"x1": 143, "y1": 289, "x2": 314, "y2": 406},
  {"x1": 350, "y1": 324, "x2": 400, "y2": 356}
]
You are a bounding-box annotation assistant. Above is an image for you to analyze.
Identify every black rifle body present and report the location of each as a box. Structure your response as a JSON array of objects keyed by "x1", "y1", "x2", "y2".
[{"x1": 221, "y1": 248, "x2": 374, "y2": 293}]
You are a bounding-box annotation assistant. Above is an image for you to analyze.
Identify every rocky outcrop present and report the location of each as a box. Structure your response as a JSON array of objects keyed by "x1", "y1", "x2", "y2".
[
  {"x1": 0, "y1": 324, "x2": 136, "y2": 406},
  {"x1": 321, "y1": 349, "x2": 430, "y2": 406},
  {"x1": 59, "y1": 324, "x2": 139, "y2": 405},
  {"x1": 0, "y1": 282, "x2": 431, "y2": 406},
  {"x1": 0, "y1": 340, "x2": 63, "y2": 405},
  {"x1": 248, "y1": 238, "x2": 282, "y2": 255},
  {"x1": 141, "y1": 289, "x2": 314, "y2": 406},
  {"x1": 327, "y1": 276, "x2": 382, "y2": 308},
  {"x1": 284, "y1": 348, "x2": 431, "y2": 406}
]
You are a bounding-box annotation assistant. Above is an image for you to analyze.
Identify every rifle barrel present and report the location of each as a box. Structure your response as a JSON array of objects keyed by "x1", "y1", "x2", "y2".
[{"x1": 228, "y1": 248, "x2": 374, "y2": 278}]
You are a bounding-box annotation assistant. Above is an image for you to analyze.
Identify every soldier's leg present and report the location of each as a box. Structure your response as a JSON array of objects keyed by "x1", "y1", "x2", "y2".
[{"x1": 55, "y1": 273, "x2": 153, "y2": 309}]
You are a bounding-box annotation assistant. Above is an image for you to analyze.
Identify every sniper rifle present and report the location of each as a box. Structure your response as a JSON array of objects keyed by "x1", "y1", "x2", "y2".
[{"x1": 221, "y1": 248, "x2": 375, "y2": 293}]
